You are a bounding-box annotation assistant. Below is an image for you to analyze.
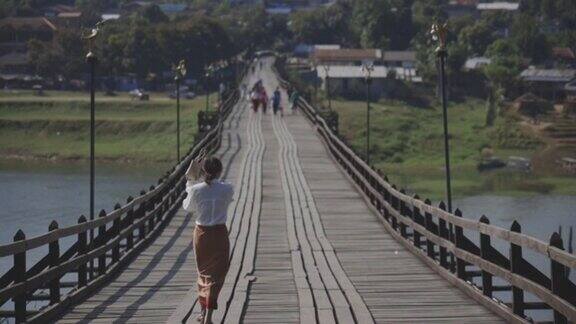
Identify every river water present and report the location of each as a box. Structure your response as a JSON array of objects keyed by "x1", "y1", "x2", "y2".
[{"x1": 0, "y1": 162, "x2": 574, "y2": 321}]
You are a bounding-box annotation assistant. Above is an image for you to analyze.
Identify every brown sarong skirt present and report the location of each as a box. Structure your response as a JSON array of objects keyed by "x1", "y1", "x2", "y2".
[{"x1": 193, "y1": 224, "x2": 230, "y2": 310}]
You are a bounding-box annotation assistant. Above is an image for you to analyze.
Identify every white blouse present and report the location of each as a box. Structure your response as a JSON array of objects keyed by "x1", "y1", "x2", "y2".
[{"x1": 182, "y1": 180, "x2": 234, "y2": 226}]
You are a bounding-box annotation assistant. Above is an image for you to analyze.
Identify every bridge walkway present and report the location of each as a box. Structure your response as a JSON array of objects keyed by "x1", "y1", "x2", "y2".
[{"x1": 57, "y1": 59, "x2": 504, "y2": 323}]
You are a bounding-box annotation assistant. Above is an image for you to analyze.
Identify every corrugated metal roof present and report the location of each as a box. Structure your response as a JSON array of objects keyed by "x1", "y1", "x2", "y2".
[
  {"x1": 0, "y1": 52, "x2": 29, "y2": 66},
  {"x1": 520, "y1": 68, "x2": 576, "y2": 82},
  {"x1": 57, "y1": 12, "x2": 82, "y2": 18},
  {"x1": 382, "y1": 51, "x2": 416, "y2": 62},
  {"x1": 313, "y1": 49, "x2": 382, "y2": 62},
  {"x1": 315, "y1": 65, "x2": 421, "y2": 82},
  {"x1": 464, "y1": 57, "x2": 491, "y2": 69},
  {"x1": 477, "y1": 2, "x2": 519, "y2": 10},
  {"x1": 0, "y1": 17, "x2": 58, "y2": 31}
]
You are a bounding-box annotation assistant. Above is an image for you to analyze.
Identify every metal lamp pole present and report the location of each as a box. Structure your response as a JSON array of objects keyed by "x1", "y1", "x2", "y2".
[
  {"x1": 323, "y1": 65, "x2": 331, "y2": 110},
  {"x1": 311, "y1": 61, "x2": 318, "y2": 105},
  {"x1": 432, "y1": 23, "x2": 453, "y2": 212},
  {"x1": 174, "y1": 60, "x2": 186, "y2": 162},
  {"x1": 362, "y1": 63, "x2": 374, "y2": 164},
  {"x1": 205, "y1": 66, "x2": 212, "y2": 113},
  {"x1": 83, "y1": 22, "x2": 102, "y2": 279}
]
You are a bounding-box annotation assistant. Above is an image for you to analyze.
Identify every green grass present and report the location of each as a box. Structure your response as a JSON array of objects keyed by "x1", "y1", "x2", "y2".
[
  {"x1": 0, "y1": 90, "x2": 218, "y2": 162},
  {"x1": 330, "y1": 97, "x2": 576, "y2": 199}
]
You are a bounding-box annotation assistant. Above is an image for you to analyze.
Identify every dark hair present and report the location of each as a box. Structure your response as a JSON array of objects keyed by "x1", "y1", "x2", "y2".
[{"x1": 202, "y1": 156, "x2": 223, "y2": 184}]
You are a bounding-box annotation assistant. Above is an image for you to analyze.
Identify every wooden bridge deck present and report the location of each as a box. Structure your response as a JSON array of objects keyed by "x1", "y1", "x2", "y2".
[{"x1": 57, "y1": 60, "x2": 505, "y2": 323}]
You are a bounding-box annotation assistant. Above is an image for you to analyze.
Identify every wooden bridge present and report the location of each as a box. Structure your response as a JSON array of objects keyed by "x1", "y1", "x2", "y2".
[{"x1": 1, "y1": 58, "x2": 575, "y2": 324}]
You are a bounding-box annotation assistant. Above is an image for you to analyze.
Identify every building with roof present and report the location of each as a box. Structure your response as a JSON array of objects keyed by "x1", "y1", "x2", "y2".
[
  {"x1": 44, "y1": 4, "x2": 77, "y2": 17},
  {"x1": 477, "y1": 2, "x2": 519, "y2": 11},
  {"x1": 102, "y1": 13, "x2": 121, "y2": 21},
  {"x1": 293, "y1": 44, "x2": 341, "y2": 58},
  {"x1": 312, "y1": 48, "x2": 382, "y2": 66},
  {"x1": 56, "y1": 11, "x2": 83, "y2": 28},
  {"x1": 314, "y1": 65, "x2": 421, "y2": 99},
  {"x1": 381, "y1": 51, "x2": 417, "y2": 69},
  {"x1": 0, "y1": 52, "x2": 29, "y2": 74},
  {"x1": 552, "y1": 47, "x2": 576, "y2": 67},
  {"x1": 464, "y1": 57, "x2": 491, "y2": 70},
  {"x1": 444, "y1": 1, "x2": 479, "y2": 18},
  {"x1": 158, "y1": 4, "x2": 188, "y2": 15},
  {"x1": 0, "y1": 17, "x2": 58, "y2": 44},
  {"x1": 520, "y1": 68, "x2": 576, "y2": 101}
]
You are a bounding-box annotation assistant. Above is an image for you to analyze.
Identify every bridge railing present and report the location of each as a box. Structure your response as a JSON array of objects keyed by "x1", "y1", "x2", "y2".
[
  {"x1": 274, "y1": 62, "x2": 576, "y2": 323},
  {"x1": 0, "y1": 90, "x2": 240, "y2": 324}
]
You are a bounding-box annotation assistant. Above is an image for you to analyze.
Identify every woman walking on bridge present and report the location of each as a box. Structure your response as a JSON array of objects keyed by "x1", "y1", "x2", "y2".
[{"x1": 183, "y1": 150, "x2": 234, "y2": 324}]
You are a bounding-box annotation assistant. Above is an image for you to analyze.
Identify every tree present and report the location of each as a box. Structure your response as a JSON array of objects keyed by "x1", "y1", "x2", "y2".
[
  {"x1": 511, "y1": 13, "x2": 551, "y2": 64},
  {"x1": 458, "y1": 21, "x2": 494, "y2": 56},
  {"x1": 483, "y1": 39, "x2": 522, "y2": 125},
  {"x1": 141, "y1": 4, "x2": 169, "y2": 24},
  {"x1": 484, "y1": 39, "x2": 522, "y2": 94},
  {"x1": 351, "y1": 0, "x2": 395, "y2": 49},
  {"x1": 289, "y1": 2, "x2": 352, "y2": 46}
]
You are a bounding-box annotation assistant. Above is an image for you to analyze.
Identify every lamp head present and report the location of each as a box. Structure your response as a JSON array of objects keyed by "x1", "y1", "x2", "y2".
[{"x1": 430, "y1": 22, "x2": 448, "y2": 51}]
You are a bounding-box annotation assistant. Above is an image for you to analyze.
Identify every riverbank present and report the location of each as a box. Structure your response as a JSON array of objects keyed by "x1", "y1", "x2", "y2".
[
  {"x1": 0, "y1": 90, "x2": 216, "y2": 163},
  {"x1": 331, "y1": 97, "x2": 576, "y2": 200}
]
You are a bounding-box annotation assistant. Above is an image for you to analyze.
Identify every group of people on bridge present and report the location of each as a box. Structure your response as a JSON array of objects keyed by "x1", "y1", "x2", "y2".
[{"x1": 246, "y1": 80, "x2": 300, "y2": 116}]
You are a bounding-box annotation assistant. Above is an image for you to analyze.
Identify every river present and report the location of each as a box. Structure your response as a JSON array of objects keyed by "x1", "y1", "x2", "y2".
[{"x1": 0, "y1": 161, "x2": 574, "y2": 321}]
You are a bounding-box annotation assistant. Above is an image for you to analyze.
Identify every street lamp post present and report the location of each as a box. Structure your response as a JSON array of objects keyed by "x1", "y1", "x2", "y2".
[
  {"x1": 361, "y1": 62, "x2": 374, "y2": 164},
  {"x1": 322, "y1": 65, "x2": 331, "y2": 110},
  {"x1": 174, "y1": 60, "x2": 186, "y2": 162},
  {"x1": 311, "y1": 61, "x2": 318, "y2": 105},
  {"x1": 83, "y1": 21, "x2": 102, "y2": 279},
  {"x1": 431, "y1": 22, "x2": 453, "y2": 212},
  {"x1": 205, "y1": 65, "x2": 213, "y2": 113}
]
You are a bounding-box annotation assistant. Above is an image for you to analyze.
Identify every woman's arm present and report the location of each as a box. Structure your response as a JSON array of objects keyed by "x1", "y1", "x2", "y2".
[{"x1": 185, "y1": 148, "x2": 208, "y2": 181}]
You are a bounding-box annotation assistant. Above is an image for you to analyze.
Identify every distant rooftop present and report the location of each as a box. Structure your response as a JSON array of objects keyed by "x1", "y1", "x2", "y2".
[
  {"x1": 158, "y1": 4, "x2": 188, "y2": 14},
  {"x1": 57, "y1": 12, "x2": 82, "y2": 18},
  {"x1": 0, "y1": 52, "x2": 29, "y2": 66},
  {"x1": 520, "y1": 68, "x2": 576, "y2": 83},
  {"x1": 314, "y1": 44, "x2": 341, "y2": 50},
  {"x1": 315, "y1": 65, "x2": 422, "y2": 82},
  {"x1": 382, "y1": 51, "x2": 416, "y2": 62},
  {"x1": 102, "y1": 13, "x2": 121, "y2": 21},
  {"x1": 553, "y1": 47, "x2": 576, "y2": 61},
  {"x1": 313, "y1": 49, "x2": 382, "y2": 62},
  {"x1": 464, "y1": 57, "x2": 491, "y2": 70},
  {"x1": 0, "y1": 17, "x2": 58, "y2": 31},
  {"x1": 477, "y1": 2, "x2": 519, "y2": 11}
]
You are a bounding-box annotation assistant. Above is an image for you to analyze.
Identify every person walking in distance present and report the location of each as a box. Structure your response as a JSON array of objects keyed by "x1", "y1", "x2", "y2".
[
  {"x1": 289, "y1": 88, "x2": 300, "y2": 115},
  {"x1": 259, "y1": 85, "x2": 268, "y2": 114},
  {"x1": 250, "y1": 87, "x2": 259, "y2": 112},
  {"x1": 272, "y1": 87, "x2": 282, "y2": 116},
  {"x1": 183, "y1": 149, "x2": 234, "y2": 324}
]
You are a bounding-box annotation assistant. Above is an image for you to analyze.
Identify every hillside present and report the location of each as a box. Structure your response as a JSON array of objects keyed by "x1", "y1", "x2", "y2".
[{"x1": 0, "y1": 91, "x2": 213, "y2": 162}]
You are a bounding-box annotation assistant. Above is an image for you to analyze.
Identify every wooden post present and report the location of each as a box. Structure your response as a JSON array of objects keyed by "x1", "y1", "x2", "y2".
[
  {"x1": 399, "y1": 189, "x2": 408, "y2": 238},
  {"x1": 391, "y1": 185, "x2": 398, "y2": 231},
  {"x1": 424, "y1": 199, "x2": 435, "y2": 259},
  {"x1": 157, "y1": 178, "x2": 165, "y2": 223},
  {"x1": 479, "y1": 215, "x2": 493, "y2": 298},
  {"x1": 454, "y1": 209, "x2": 467, "y2": 279},
  {"x1": 77, "y1": 215, "x2": 88, "y2": 287},
  {"x1": 412, "y1": 195, "x2": 422, "y2": 248},
  {"x1": 510, "y1": 221, "x2": 525, "y2": 318},
  {"x1": 98, "y1": 209, "x2": 107, "y2": 276},
  {"x1": 438, "y1": 202, "x2": 449, "y2": 269},
  {"x1": 549, "y1": 232, "x2": 568, "y2": 324},
  {"x1": 126, "y1": 197, "x2": 134, "y2": 250},
  {"x1": 148, "y1": 185, "x2": 156, "y2": 231},
  {"x1": 48, "y1": 220, "x2": 60, "y2": 304},
  {"x1": 138, "y1": 190, "x2": 147, "y2": 241},
  {"x1": 448, "y1": 222, "x2": 456, "y2": 273},
  {"x1": 13, "y1": 229, "x2": 26, "y2": 324},
  {"x1": 112, "y1": 203, "x2": 121, "y2": 263}
]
